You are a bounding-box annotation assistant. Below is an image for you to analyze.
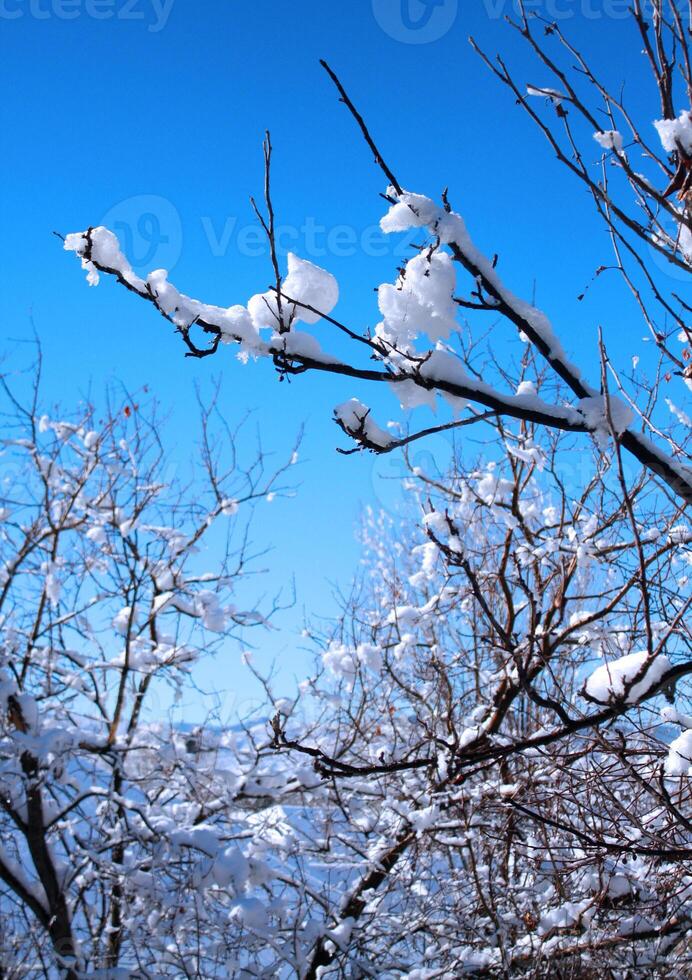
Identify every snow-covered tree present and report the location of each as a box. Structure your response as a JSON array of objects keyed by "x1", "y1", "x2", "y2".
[
  {"x1": 52, "y1": 1, "x2": 692, "y2": 975},
  {"x1": 266, "y1": 374, "x2": 691, "y2": 975},
  {"x1": 5, "y1": 363, "x2": 686, "y2": 976},
  {"x1": 0, "y1": 359, "x2": 302, "y2": 976}
]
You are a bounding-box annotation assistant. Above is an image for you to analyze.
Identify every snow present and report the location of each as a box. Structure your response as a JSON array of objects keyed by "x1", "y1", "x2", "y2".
[
  {"x1": 281, "y1": 252, "x2": 339, "y2": 324},
  {"x1": 666, "y1": 398, "x2": 692, "y2": 429},
  {"x1": 379, "y1": 190, "x2": 579, "y2": 373},
  {"x1": 112, "y1": 606, "x2": 133, "y2": 636},
  {"x1": 668, "y1": 524, "x2": 691, "y2": 544},
  {"x1": 419, "y1": 348, "x2": 469, "y2": 390},
  {"x1": 322, "y1": 642, "x2": 358, "y2": 682},
  {"x1": 326, "y1": 918, "x2": 355, "y2": 949},
  {"x1": 334, "y1": 398, "x2": 393, "y2": 449},
  {"x1": 664, "y1": 730, "x2": 692, "y2": 775},
  {"x1": 86, "y1": 525, "x2": 107, "y2": 546},
  {"x1": 408, "y1": 804, "x2": 440, "y2": 832},
  {"x1": 679, "y1": 217, "x2": 692, "y2": 263},
  {"x1": 390, "y1": 379, "x2": 437, "y2": 412},
  {"x1": 65, "y1": 227, "x2": 339, "y2": 362},
  {"x1": 375, "y1": 250, "x2": 457, "y2": 349},
  {"x1": 538, "y1": 898, "x2": 593, "y2": 936},
  {"x1": 593, "y1": 130, "x2": 624, "y2": 153},
  {"x1": 194, "y1": 591, "x2": 227, "y2": 632},
  {"x1": 577, "y1": 394, "x2": 633, "y2": 438},
  {"x1": 356, "y1": 643, "x2": 383, "y2": 672},
  {"x1": 41, "y1": 561, "x2": 61, "y2": 606},
  {"x1": 273, "y1": 329, "x2": 340, "y2": 365},
  {"x1": 654, "y1": 109, "x2": 692, "y2": 155},
  {"x1": 583, "y1": 651, "x2": 672, "y2": 705},
  {"x1": 526, "y1": 84, "x2": 566, "y2": 105},
  {"x1": 230, "y1": 896, "x2": 268, "y2": 930},
  {"x1": 211, "y1": 847, "x2": 249, "y2": 891},
  {"x1": 379, "y1": 191, "x2": 442, "y2": 234},
  {"x1": 238, "y1": 254, "x2": 339, "y2": 333},
  {"x1": 64, "y1": 227, "x2": 145, "y2": 291}
]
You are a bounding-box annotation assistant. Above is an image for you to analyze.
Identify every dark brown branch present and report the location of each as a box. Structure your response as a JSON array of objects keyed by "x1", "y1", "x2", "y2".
[{"x1": 320, "y1": 59, "x2": 404, "y2": 196}]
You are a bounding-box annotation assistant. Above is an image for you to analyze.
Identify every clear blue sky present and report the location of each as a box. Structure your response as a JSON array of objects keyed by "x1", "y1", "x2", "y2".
[{"x1": 1, "y1": 0, "x2": 659, "y2": 720}]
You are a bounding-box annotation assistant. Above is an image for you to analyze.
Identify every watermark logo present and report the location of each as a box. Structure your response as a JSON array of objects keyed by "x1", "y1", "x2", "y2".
[
  {"x1": 372, "y1": 0, "x2": 458, "y2": 44},
  {"x1": 480, "y1": 0, "x2": 637, "y2": 18},
  {"x1": 0, "y1": 0, "x2": 174, "y2": 32},
  {"x1": 100, "y1": 194, "x2": 182, "y2": 273},
  {"x1": 201, "y1": 214, "x2": 421, "y2": 261}
]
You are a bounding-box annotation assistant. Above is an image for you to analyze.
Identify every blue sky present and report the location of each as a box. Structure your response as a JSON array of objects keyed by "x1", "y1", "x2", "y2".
[{"x1": 1, "y1": 0, "x2": 662, "y2": 720}]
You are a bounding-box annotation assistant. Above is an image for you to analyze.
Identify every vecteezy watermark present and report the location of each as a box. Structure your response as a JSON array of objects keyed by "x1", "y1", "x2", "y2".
[
  {"x1": 90, "y1": 202, "x2": 424, "y2": 270},
  {"x1": 372, "y1": 0, "x2": 458, "y2": 44},
  {"x1": 0, "y1": 0, "x2": 174, "y2": 32},
  {"x1": 100, "y1": 194, "x2": 183, "y2": 273},
  {"x1": 200, "y1": 214, "x2": 421, "y2": 260},
  {"x1": 479, "y1": 0, "x2": 639, "y2": 19}
]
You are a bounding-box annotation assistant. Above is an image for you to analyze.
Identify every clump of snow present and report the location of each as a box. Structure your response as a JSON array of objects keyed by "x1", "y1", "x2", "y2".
[
  {"x1": 577, "y1": 394, "x2": 633, "y2": 440},
  {"x1": 322, "y1": 642, "x2": 358, "y2": 683},
  {"x1": 537, "y1": 898, "x2": 593, "y2": 937},
  {"x1": 334, "y1": 398, "x2": 393, "y2": 449},
  {"x1": 248, "y1": 253, "x2": 338, "y2": 331},
  {"x1": 668, "y1": 524, "x2": 691, "y2": 544},
  {"x1": 419, "y1": 348, "x2": 470, "y2": 414},
  {"x1": 379, "y1": 191, "x2": 442, "y2": 234},
  {"x1": 594, "y1": 130, "x2": 624, "y2": 153},
  {"x1": 583, "y1": 651, "x2": 672, "y2": 705},
  {"x1": 408, "y1": 804, "x2": 440, "y2": 833},
  {"x1": 64, "y1": 227, "x2": 145, "y2": 291},
  {"x1": 247, "y1": 289, "x2": 283, "y2": 331},
  {"x1": 281, "y1": 253, "x2": 339, "y2": 324},
  {"x1": 665, "y1": 730, "x2": 692, "y2": 775},
  {"x1": 322, "y1": 641, "x2": 383, "y2": 681},
  {"x1": 379, "y1": 190, "x2": 576, "y2": 369},
  {"x1": 211, "y1": 847, "x2": 250, "y2": 891},
  {"x1": 272, "y1": 328, "x2": 340, "y2": 365},
  {"x1": 526, "y1": 84, "x2": 566, "y2": 105},
  {"x1": 678, "y1": 217, "x2": 692, "y2": 264},
  {"x1": 194, "y1": 591, "x2": 226, "y2": 632},
  {"x1": 667, "y1": 398, "x2": 692, "y2": 429},
  {"x1": 389, "y1": 379, "x2": 437, "y2": 412},
  {"x1": 41, "y1": 561, "x2": 61, "y2": 607},
  {"x1": 112, "y1": 606, "x2": 133, "y2": 636},
  {"x1": 654, "y1": 110, "x2": 692, "y2": 155},
  {"x1": 376, "y1": 251, "x2": 457, "y2": 349}
]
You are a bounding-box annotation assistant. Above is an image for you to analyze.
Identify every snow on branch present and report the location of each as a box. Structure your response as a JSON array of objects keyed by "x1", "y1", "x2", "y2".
[
  {"x1": 333, "y1": 398, "x2": 393, "y2": 452},
  {"x1": 62, "y1": 59, "x2": 692, "y2": 506},
  {"x1": 582, "y1": 651, "x2": 672, "y2": 706}
]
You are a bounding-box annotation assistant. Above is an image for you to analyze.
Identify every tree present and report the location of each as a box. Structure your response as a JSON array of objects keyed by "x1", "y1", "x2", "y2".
[
  {"x1": 62, "y1": 5, "x2": 690, "y2": 507},
  {"x1": 0, "y1": 357, "x2": 300, "y2": 976},
  {"x1": 267, "y1": 381, "x2": 691, "y2": 976},
  {"x1": 53, "y1": 1, "x2": 692, "y2": 975},
  {"x1": 5, "y1": 367, "x2": 686, "y2": 975}
]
